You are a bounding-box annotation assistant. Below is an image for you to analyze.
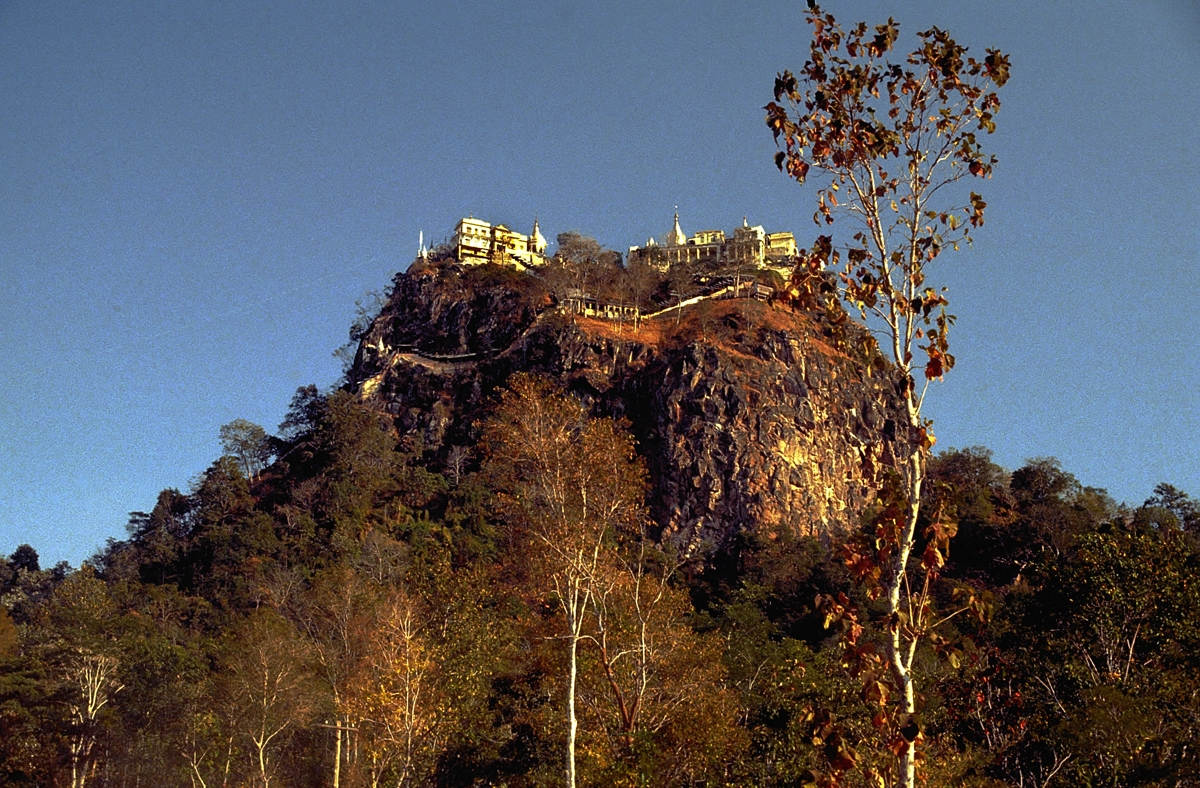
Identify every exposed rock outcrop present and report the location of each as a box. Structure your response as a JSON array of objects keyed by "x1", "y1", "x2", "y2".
[{"x1": 348, "y1": 261, "x2": 910, "y2": 551}]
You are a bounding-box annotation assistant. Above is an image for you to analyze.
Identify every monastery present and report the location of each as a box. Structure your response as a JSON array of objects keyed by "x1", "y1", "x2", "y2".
[
  {"x1": 627, "y1": 213, "x2": 797, "y2": 270},
  {"x1": 451, "y1": 216, "x2": 547, "y2": 269},
  {"x1": 444, "y1": 213, "x2": 796, "y2": 271}
]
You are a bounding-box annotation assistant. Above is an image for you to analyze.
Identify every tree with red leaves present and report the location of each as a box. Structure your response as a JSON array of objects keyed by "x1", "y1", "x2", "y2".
[{"x1": 766, "y1": 6, "x2": 1009, "y2": 787}]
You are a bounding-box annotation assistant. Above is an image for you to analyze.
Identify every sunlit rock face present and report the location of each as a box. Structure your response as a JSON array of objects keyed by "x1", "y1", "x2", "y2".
[{"x1": 348, "y1": 262, "x2": 910, "y2": 552}]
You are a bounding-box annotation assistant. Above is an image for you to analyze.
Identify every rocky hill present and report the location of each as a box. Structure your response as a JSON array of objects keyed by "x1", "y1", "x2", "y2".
[{"x1": 347, "y1": 260, "x2": 911, "y2": 552}]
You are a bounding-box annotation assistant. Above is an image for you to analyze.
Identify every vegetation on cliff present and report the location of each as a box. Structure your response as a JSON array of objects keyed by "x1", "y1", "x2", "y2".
[
  {"x1": 1, "y1": 245, "x2": 1197, "y2": 786},
  {"x1": 1, "y1": 377, "x2": 1197, "y2": 786},
  {"x1": 350, "y1": 256, "x2": 906, "y2": 554}
]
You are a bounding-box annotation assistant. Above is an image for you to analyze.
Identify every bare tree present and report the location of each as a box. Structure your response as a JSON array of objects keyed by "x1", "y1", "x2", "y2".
[
  {"x1": 444, "y1": 445, "x2": 471, "y2": 487},
  {"x1": 351, "y1": 588, "x2": 441, "y2": 788},
  {"x1": 482, "y1": 375, "x2": 645, "y2": 788},
  {"x1": 35, "y1": 570, "x2": 126, "y2": 788},
  {"x1": 219, "y1": 611, "x2": 316, "y2": 788}
]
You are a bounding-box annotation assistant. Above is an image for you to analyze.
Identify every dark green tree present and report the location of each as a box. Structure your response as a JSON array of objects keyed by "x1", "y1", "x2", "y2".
[
  {"x1": 1140, "y1": 482, "x2": 1200, "y2": 533},
  {"x1": 9, "y1": 545, "x2": 39, "y2": 574},
  {"x1": 987, "y1": 519, "x2": 1200, "y2": 786}
]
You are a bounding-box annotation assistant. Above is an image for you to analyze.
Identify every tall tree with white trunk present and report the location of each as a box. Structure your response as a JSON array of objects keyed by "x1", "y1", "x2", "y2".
[
  {"x1": 483, "y1": 374, "x2": 646, "y2": 788},
  {"x1": 766, "y1": 6, "x2": 1009, "y2": 786}
]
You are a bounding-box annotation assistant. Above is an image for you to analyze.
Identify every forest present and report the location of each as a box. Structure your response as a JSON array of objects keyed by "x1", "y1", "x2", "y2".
[{"x1": 1, "y1": 373, "x2": 1198, "y2": 787}]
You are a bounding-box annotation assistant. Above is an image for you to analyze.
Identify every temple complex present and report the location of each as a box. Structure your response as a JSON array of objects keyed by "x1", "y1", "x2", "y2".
[
  {"x1": 627, "y1": 213, "x2": 796, "y2": 270},
  {"x1": 444, "y1": 213, "x2": 796, "y2": 272}
]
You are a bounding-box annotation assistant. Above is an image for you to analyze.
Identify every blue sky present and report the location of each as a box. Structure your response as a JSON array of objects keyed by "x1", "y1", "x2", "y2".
[{"x1": 2, "y1": 0, "x2": 1198, "y2": 566}]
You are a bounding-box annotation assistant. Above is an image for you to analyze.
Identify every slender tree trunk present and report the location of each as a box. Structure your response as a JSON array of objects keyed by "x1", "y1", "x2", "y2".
[
  {"x1": 887, "y1": 437, "x2": 924, "y2": 788},
  {"x1": 70, "y1": 732, "x2": 95, "y2": 788},
  {"x1": 566, "y1": 604, "x2": 579, "y2": 788},
  {"x1": 222, "y1": 736, "x2": 233, "y2": 788},
  {"x1": 334, "y1": 716, "x2": 342, "y2": 788},
  {"x1": 256, "y1": 735, "x2": 270, "y2": 788}
]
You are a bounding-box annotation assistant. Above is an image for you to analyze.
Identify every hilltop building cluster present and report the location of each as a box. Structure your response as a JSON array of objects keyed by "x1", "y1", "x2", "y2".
[
  {"x1": 450, "y1": 216, "x2": 548, "y2": 269},
  {"x1": 439, "y1": 213, "x2": 796, "y2": 271},
  {"x1": 626, "y1": 214, "x2": 797, "y2": 270}
]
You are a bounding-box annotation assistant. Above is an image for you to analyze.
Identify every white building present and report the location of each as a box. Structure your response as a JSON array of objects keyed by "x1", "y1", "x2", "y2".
[
  {"x1": 629, "y1": 213, "x2": 797, "y2": 270},
  {"x1": 452, "y1": 217, "x2": 548, "y2": 268}
]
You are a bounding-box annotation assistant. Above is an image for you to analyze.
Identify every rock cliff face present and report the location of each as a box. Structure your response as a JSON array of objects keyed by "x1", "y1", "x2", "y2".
[{"x1": 348, "y1": 261, "x2": 911, "y2": 551}]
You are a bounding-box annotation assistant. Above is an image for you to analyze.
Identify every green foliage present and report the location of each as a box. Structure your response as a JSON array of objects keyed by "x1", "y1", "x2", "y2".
[
  {"x1": 1139, "y1": 481, "x2": 1200, "y2": 533},
  {"x1": 1, "y1": 350, "x2": 1194, "y2": 787},
  {"x1": 924, "y1": 447, "x2": 1020, "y2": 586},
  {"x1": 925, "y1": 461, "x2": 1200, "y2": 788},
  {"x1": 461, "y1": 260, "x2": 544, "y2": 296},
  {"x1": 0, "y1": 609, "x2": 16, "y2": 659},
  {"x1": 3, "y1": 436, "x2": 1195, "y2": 788},
  {"x1": 992, "y1": 523, "x2": 1200, "y2": 785},
  {"x1": 1, "y1": 565, "x2": 67, "y2": 631},
  {"x1": 0, "y1": 651, "x2": 54, "y2": 786},
  {"x1": 8, "y1": 545, "x2": 39, "y2": 573}
]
